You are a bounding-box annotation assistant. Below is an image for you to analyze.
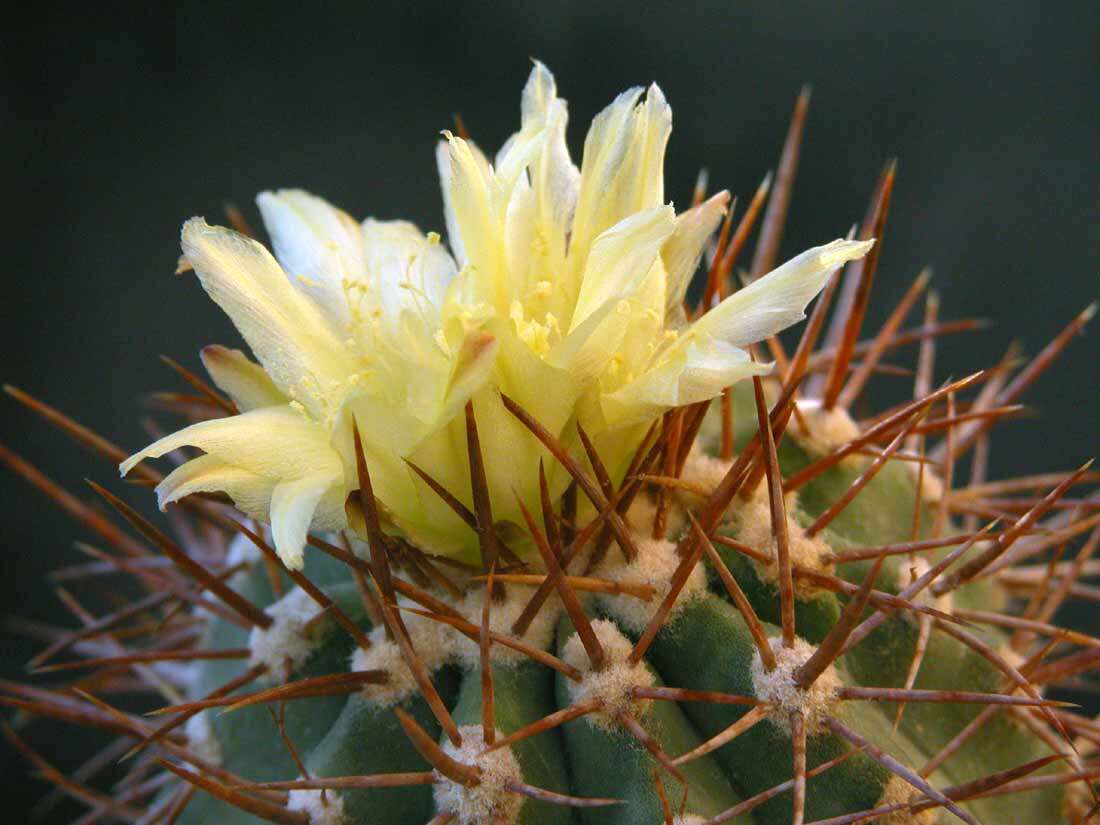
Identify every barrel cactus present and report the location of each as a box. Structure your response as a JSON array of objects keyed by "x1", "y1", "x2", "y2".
[{"x1": 4, "y1": 61, "x2": 1098, "y2": 825}]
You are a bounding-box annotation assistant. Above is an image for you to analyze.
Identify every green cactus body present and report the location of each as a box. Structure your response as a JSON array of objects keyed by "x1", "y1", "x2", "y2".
[{"x1": 155, "y1": 381, "x2": 1062, "y2": 825}]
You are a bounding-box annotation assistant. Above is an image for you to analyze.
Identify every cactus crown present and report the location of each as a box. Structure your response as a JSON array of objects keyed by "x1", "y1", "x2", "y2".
[{"x1": 2, "y1": 62, "x2": 1098, "y2": 825}]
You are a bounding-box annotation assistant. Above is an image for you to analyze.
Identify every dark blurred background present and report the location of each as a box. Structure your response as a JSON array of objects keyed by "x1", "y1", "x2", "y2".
[{"x1": 2, "y1": 1, "x2": 1097, "y2": 818}]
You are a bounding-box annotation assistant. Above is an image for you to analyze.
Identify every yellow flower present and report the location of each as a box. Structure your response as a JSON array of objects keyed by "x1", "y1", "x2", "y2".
[{"x1": 121, "y1": 62, "x2": 872, "y2": 568}]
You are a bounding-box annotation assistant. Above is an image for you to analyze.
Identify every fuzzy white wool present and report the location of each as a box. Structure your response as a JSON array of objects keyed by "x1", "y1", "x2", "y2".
[
  {"x1": 732, "y1": 488, "x2": 832, "y2": 598},
  {"x1": 680, "y1": 447, "x2": 734, "y2": 498},
  {"x1": 433, "y1": 726, "x2": 523, "y2": 825},
  {"x1": 452, "y1": 587, "x2": 562, "y2": 668},
  {"x1": 288, "y1": 788, "x2": 346, "y2": 825},
  {"x1": 349, "y1": 607, "x2": 457, "y2": 706},
  {"x1": 592, "y1": 533, "x2": 707, "y2": 633},
  {"x1": 873, "y1": 776, "x2": 935, "y2": 825},
  {"x1": 625, "y1": 493, "x2": 677, "y2": 537},
  {"x1": 669, "y1": 817, "x2": 707, "y2": 825},
  {"x1": 751, "y1": 636, "x2": 840, "y2": 733},
  {"x1": 184, "y1": 710, "x2": 222, "y2": 765},
  {"x1": 562, "y1": 618, "x2": 654, "y2": 728},
  {"x1": 248, "y1": 586, "x2": 322, "y2": 676},
  {"x1": 792, "y1": 399, "x2": 862, "y2": 456}
]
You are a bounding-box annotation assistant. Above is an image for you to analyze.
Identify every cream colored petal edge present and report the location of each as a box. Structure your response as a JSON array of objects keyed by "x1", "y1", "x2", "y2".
[
  {"x1": 270, "y1": 474, "x2": 341, "y2": 569},
  {"x1": 662, "y1": 190, "x2": 730, "y2": 311},
  {"x1": 120, "y1": 405, "x2": 341, "y2": 481},
  {"x1": 201, "y1": 345, "x2": 286, "y2": 412},
  {"x1": 601, "y1": 339, "x2": 771, "y2": 427},
  {"x1": 156, "y1": 454, "x2": 274, "y2": 521},
  {"x1": 690, "y1": 238, "x2": 875, "y2": 348},
  {"x1": 359, "y1": 219, "x2": 456, "y2": 319},
  {"x1": 254, "y1": 189, "x2": 364, "y2": 327},
  {"x1": 181, "y1": 218, "x2": 356, "y2": 420},
  {"x1": 568, "y1": 204, "x2": 677, "y2": 333}
]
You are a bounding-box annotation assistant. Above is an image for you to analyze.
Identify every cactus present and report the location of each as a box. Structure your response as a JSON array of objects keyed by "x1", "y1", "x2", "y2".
[{"x1": 2, "y1": 62, "x2": 1098, "y2": 825}]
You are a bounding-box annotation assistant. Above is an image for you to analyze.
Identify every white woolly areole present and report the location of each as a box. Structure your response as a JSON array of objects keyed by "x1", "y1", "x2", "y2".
[
  {"x1": 184, "y1": 710, "x2": 221, "y2": 766},
  {"x1": 248, "y1": 586, "x2": 322, "y2": 677},
  {"x1": 591, "y1": 533, "x2": 707, "y2": 633},
  {"x1": 680, "y1": 447, "x2": 734, "y2": 499},
  {"x1": 668, "y1": 817, "x2": 707, "y2": 825},
  {"x1": 751, "y1": 637, "x2": 840, "y2": 733},
  {"x1": 434, "y1": 725, "x2": 523, "y2": 825},
  {"x1": 874, "y1": 776, "x2": 936, "y2": 825},
  {"x1": 349, "y1": 603, "x2": 457, "y2": 706},
  {"x1": 732, "y1": 485, "x2": 833, "y2": 598},
  {"x1": 792, "y1": 399, "x2": 862, "y2": 457},
  {"x1": 288, "y1": 787, "x2": 346, "y2": 825},
  {"x1": 452, "y1": 587, "x2": 562, "y2": 669},
  {"x1": 625, "y1": 493, "x2": 682, "y2": 538},
  {"x1": 561, "y1": 619, "x2": 654, "y2": 728}
]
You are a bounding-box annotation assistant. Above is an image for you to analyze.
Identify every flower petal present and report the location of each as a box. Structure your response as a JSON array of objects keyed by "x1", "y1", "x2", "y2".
[
  {"x1": 255, "y1": 189, "x2": 364, "y2": 328},
  {"x1": 181, "y1": 218, "x2": 357, "y2": 419},
  {"x1": 567, "y1": 83, "x2": 672, "y2": 295},
  {"x1": 359, "y1": 219, "x2": 456, "y2": 328},
  {"x1": 438, "y1": 128, "x2": 544, "y2": 310},
  {"x1": 662, "y1": 190, "x2": 730, "y2": 312},
  {"x1": 568, "y1": 205, "x2": 677, "y2": 333},
  {"x1": 689, "y1": 238, "x2": 875, "y2": 348},
  {"x1": 270, "y1": 473, "x2": 342, "y2": 569},
  {"x1": 156, "y1": 454, "x2": 274, "y2": 520},
  {"x1": 520, "y1": 61, "x2": 579, "y2": 283},
  {"x1": 120, "y1": 405, "x2": 342, "y2": 482},
  {"x1": 200, "y1": 345, "x2": 286, "y2": 412},
  {"x1": 602, "y1": 338, "x2": 770, "y2": 427}
]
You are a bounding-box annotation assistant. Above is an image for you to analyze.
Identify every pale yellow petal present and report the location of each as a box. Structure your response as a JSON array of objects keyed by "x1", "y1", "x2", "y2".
[
  {"x1": 567, "y1": 83, "x2": 672, "y2": 298},
  {"x1": 689, "y1": 238, "x2": 875, "y2": 348},
  {"x1": 156, "y1": 454, "x2": 274, "y2": 521},
  {"x1": 602, "y1": 338, "x2": 770, "y2": 427},
  {"x1": 270, "y1": 473, "x2": 343, "y2": 569},
  {"x1": 120, "y1": 405, "x2": 342, "y2": 482},
  {"x1": 439, "y1": 127, "x2": 545, "y2": 312},
  {"x1": 520, "y1": 61, "x2": 579, "y2": 289},
  {"x1": 255, "y1": 189, "x2": 364, "y2": 327},
  {"x1": 568, "y1": 205, "x2": 676, "y2": 332},
  {"x1": 181, "y1": 218, "x2": 357, "y2": 419},
  {"x1": 201, "y1": 345, "x2": 286, "y2": 412},
  {"x1": 662, "y1": 190, "x2": 730, "y2": 312},
  {"x1": 359, "y1": 219, "x2": 456, "y2": 325}
]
